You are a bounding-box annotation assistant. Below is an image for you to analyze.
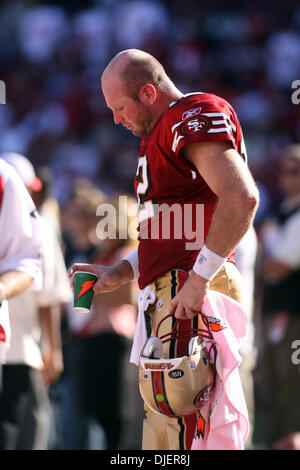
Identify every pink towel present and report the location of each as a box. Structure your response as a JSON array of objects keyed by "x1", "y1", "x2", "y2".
[{"x1": 191, "y1": 290, "x2": 249, "y2": 450}]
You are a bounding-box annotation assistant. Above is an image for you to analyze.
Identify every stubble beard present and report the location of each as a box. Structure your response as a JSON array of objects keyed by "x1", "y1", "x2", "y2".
[
  {"x1": 131, "y1": 103, "x2": 154, "y2": 137},
  {"x1": 131, "y1": 124, "x2": 148, "y2": 137}
]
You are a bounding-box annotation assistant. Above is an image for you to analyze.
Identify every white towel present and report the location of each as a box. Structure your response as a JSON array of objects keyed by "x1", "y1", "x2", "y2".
[{"x1": 130, "y1": 285, "x2": 156, "y2": 365}]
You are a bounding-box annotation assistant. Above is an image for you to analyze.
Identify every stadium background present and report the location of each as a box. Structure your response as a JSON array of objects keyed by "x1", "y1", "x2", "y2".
[{"x1": 0, "y1": 0, "x2": 300, "y2": 450}]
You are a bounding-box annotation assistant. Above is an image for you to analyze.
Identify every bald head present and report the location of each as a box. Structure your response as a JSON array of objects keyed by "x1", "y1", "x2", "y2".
[
  {"x1": 102, "y1": 49, "x2": 171, "y2": 100},
  {"x1": 101, "y1": 49, "x2": 182, "y2": 136}
]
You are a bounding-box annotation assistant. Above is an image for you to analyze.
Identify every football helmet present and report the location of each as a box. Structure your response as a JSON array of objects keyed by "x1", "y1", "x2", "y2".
[{"x1": 139, "y1": 312, "x2": 216, "y2": 418}]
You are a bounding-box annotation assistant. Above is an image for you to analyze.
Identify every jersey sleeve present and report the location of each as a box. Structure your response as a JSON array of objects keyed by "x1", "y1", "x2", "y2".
[
  {"x1": 168, "y1": 94, "x2": 240, "y2": 157},
  {"x1": 0, "y1": 167, "x2": 43, "y2": 290}
]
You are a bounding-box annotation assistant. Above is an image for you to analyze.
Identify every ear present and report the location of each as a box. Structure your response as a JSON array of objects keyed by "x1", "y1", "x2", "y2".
[{"x1": 139, "y1": 84, "x2": 157, "y2": 105}]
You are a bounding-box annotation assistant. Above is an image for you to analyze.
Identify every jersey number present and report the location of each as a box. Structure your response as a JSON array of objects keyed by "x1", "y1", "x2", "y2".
[{"x1": 136, "y1": 155, "x2": 155, "y2": 224}]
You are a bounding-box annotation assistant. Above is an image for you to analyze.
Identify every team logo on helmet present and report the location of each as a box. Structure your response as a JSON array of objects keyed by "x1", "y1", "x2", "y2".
[{"x1": 194, "y1": 383, "x2": 214, "y2": 408}]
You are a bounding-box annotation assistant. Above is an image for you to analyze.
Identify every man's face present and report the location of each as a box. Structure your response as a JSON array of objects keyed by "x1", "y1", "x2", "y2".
[
  {"x1": 101, "y1": 74, "x2": 153, "y2": 137},
  {"x1": 279, "y1": 157, "x2": 300, "y2": 197}
]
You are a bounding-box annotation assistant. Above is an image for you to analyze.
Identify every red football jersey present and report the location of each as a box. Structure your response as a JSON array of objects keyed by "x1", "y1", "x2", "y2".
[{"x1": 134, "y1": 92, "x2": 247, "y2": 289}]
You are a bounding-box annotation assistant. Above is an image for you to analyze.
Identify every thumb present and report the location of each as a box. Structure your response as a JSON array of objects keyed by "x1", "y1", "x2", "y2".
[{"x1": 93, "y1": 276, "x2": 105, "y2": 294}]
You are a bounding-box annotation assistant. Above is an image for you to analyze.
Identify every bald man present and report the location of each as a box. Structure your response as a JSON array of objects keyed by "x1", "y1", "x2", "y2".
[{"x1": 69, "y1": 49, "x2": 259, "y2": 450}]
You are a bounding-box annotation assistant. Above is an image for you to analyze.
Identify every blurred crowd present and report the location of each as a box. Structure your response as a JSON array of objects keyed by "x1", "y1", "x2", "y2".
[
  {"x1": 0, "y1": 0, "x2": 300, "y2": 208},
  {"x1": 0, "y1": 0, "x2": 300, "y2": 451}
]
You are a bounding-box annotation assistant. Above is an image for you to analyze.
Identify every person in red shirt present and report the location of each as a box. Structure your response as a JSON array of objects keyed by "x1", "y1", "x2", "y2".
[{"x1": 69, "y1": 49, "x2": 259, "y2": 450}]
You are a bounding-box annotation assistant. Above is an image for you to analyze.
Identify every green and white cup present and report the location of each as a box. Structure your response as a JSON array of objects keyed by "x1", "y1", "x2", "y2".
[{"x1": 73, "y1": 271, "x2": 98, "y2": 313}]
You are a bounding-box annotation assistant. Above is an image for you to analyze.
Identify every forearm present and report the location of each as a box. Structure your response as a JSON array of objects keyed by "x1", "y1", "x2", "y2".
[
  {"x1": 69, "y1": 255, "x2": 138, "y2": 295},
  {"x1": 191, "y1": 192, "x2": 258, "y2": 294},
  {"x1": 115, "y1": 258, "x2": 137, "y2": 285},
  {"x1": 100, "y1": 252, "x2": 139, "y2": 305},
  {"x1": 205, "y1": 191, "x2": 258, "y2": 257},
  {"x1": 39, "y1": 304, "x2": 62, "y2": 353},
  {"x1": 120, "y1": 248, "x2": 139, "y2": 282},
  {"x1": 0, "y1": 270, "x2": 33, "y2": 300},
  {"x1": 39, "y1": 304, "x2": 64, "y2": 385}
]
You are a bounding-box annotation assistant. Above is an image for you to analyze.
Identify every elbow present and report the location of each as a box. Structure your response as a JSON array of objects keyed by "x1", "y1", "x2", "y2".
[
  {"x1": 240, "y1": 186, "x2": 260, "y2": 217},
  {"x1": 246, "y1": 188, "x2": 259, "y2": 210},
  {"x1": 219, "y1": 184, "x2": 260, "y2": 220}
]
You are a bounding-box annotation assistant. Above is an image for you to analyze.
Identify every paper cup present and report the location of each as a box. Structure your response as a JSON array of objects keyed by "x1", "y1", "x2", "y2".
[{"x1": 73, "y1": 271, "x2": 98, "y2": 313}]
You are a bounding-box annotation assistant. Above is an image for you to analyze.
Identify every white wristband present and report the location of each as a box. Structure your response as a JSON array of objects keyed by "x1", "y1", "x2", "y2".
[
  {"x1": 122, "y1": 248, "x2": 139, "y2": 282},
  {"x1": 193, "y1": 244, "x2": 227, "y2": 281}
]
